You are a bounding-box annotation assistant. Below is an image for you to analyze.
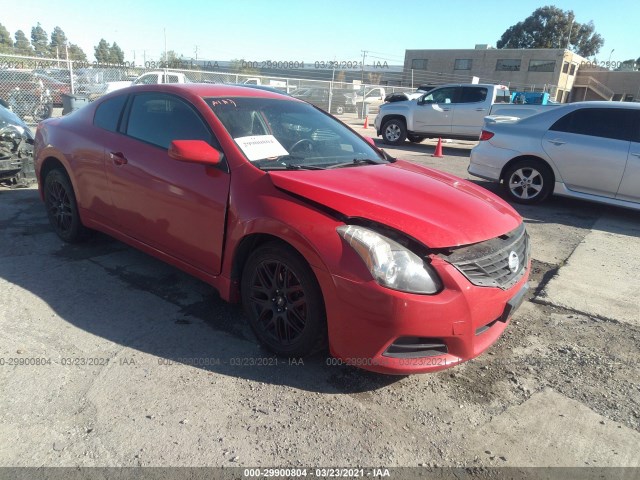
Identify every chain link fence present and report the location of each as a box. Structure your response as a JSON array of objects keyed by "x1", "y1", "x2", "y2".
[
  {"x1": 4, "y1": 53, "x2": 557, "y2": 124},
  {"x1": 0, "y1": 54, "x2": 420, "y2": 124}
]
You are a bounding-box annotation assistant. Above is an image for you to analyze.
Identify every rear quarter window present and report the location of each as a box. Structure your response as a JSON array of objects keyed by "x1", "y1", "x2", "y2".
[
  {"x1": 93, "y1": 94, "x2": 128, "y2": 132},
  {"x1": 125, "y1": 93, "x2": 214, "y2": 149},
  {"x1": 460, "y1": 87, "x2": 488, "y2": 103}
]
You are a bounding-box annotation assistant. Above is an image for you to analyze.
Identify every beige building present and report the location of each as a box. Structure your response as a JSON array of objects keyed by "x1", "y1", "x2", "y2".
[
  {"x1": 572, "y1": 69, "x2": 640, "y2": 102},
  {"x1": 403, "y1": 46, "x2": 587, "y2": 102}
]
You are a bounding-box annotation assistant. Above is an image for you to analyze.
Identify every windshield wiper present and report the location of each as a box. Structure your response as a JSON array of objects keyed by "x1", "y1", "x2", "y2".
[
  {"x1": 260, "y1": 163, "x2": 326, "y2": 171},
  {"x1": 326, "y1": 158, "x2": 383, "y2": 169},
  {"x1": 284, "y1": 163, "x2": 327, "y2": 170}
]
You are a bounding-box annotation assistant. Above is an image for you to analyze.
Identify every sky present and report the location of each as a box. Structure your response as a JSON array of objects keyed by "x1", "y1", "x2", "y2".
[{"x1": 3, "y1": 0, "x2": 639, "y2": 67}]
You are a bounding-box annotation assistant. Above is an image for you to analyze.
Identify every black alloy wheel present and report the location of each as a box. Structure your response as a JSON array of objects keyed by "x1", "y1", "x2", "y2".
[
  {"x1": 44, "y1": 169, "x2": 86, "y2": 242},
  {"x1": 241, "y1": 243, "x2": 327, "y2": 357}
]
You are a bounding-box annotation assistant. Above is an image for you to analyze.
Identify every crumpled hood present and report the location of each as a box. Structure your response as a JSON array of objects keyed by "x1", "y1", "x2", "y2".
[{"x1": 268, "y1": 160, "x2": 521, "y2": 248}]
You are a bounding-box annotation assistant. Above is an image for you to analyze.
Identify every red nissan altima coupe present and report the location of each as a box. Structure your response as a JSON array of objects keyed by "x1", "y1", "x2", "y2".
[{"x1": 34, "y1": 84, "x2": 530, "y2": 374}]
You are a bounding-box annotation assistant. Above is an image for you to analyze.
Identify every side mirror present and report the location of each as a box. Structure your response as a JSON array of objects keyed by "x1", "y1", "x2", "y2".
[{"x1": 168, "y1": 140, "x2": 222, "y2": 165}]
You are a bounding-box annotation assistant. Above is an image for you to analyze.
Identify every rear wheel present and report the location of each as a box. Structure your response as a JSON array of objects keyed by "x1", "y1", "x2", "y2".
[
  {"x1": 241, "y1": 242, "x2": 327, "y2": 357},
  {"x1": 43, "y1": 168, "x2": 87, "y2": 242},
  {"x1": 381, "y1": 118, "x2": 407, "y2": 145},
  {"x1": 407, "y1": 135, "x2": 426, "y2": 143},
  {"x1": 503, "y1": 159, "x2": 553, "y2": 204},
  {"x1": 333, "y1": 105, "x2": 345, "y2": 115}
]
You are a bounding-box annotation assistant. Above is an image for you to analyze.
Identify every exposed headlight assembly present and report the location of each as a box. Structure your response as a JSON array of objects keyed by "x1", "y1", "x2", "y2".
[{"x1": 337, "y1": 225, "x2": 442, "y2": 294}]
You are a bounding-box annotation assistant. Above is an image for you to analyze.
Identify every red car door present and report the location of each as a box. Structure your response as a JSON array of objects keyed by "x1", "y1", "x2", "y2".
[{"x1": 103, "y1": 92, "x2": 231, "y2": 275}]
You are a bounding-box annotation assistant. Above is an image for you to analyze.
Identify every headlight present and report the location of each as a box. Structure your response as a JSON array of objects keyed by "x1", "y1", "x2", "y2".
[{"x1": 337, "y1": 225, "x2": 442, "y2": 294}]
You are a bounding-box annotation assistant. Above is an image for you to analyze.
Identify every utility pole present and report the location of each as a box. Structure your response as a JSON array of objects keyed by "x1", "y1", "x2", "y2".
[
  {"x1": 163, "y1": 28, "x2": 168, "y2": 72},
  {"x1": 565, "y1": 15, "x2": 574, "y2": 49},
  {"x1": 360, "y1": 50, "x2": 368, "y2": 119},
  {"x1": 360, "y1": 50, "x2": 368, "y2": 84}
]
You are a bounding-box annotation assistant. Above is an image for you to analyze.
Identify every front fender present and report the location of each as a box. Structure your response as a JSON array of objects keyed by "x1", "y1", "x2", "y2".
[{"x1": 378, "y1": 105, "x2": 413, "y2": 130}]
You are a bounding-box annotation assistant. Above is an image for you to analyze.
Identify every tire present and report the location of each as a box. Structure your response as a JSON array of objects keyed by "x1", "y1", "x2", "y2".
[
  {"x1": 407, "y1": 135, "x2": 426, "y2": 143},
  {"x1": 333, "y1": 105, "x2": 345, "y2": 115},
  {"x1": 503, "y1": 159, "x2": 553, "y2": 205},
  {"x1": 43, "y1": 168, "x2": 87, "y2": 242},
  {"x1": 241, "y1": 242, "x2": 327, "y2": 357},
  {"x1": 33, "y1": 102, "x2": 53, "y2": 121},
  {"x1": 381, "y1": 118, "x2": 407, "y2": 145}
]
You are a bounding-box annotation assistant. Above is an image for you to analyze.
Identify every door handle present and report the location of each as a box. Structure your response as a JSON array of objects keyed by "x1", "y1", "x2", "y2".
[
  {"x1": 475, "y1": 108, "x2": 487, "y2": 111},
  {"x1": 547, "y1": 139, "x2": 566, "y2": 146},
  {"x1": 110, "y1": 151, "x2": 128, "y2": 165},
  {"x1": 441, "y1": 108, "x2": 450, "y2": 112},
  {"x1": 631, "y1": 152, "x2": 640, "y2": 158}
]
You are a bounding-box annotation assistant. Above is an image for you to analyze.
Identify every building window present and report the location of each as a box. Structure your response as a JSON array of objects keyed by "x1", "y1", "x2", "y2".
[
  {"x1": 496, "y1": 59, "x2": 521, "y2": 71},
  {"x1": 454, "y1": 59, "x2": 472, "y2": 70},
  {"x1": 562, "y1": 62, "x2": 569, "y2": 73},
  {"x1": 528, "y1": 60, "x2": 556, "y2": 72},
  {"x1": 569, "y1": 64, "x2": 576, "y2": 75},
  {"x1": 555, "y1": 89, "x2": 564, "y2": 102},
  {"x1": 411, "y1": 59, "x2": 428, "y2": 70}
]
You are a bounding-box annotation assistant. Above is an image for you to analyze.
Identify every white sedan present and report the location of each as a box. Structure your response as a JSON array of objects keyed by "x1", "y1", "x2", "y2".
[{"x1": 468, "y1": 101, "x2": 640, "y2": 210}]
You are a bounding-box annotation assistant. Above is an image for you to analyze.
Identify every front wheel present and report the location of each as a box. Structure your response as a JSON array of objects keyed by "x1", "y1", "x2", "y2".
[
  {"x1": 44, "y1": 169, "x2": 87, "y2": 242},
  {"x1": 407, "y1": 135, "x2": 426, "y2": 143},
  {"x1": 381, "y1": 118, "x2": 407, "y2": 145},
  {"x1": 503, "y1": 159, "x2": 553, "y2": 204},
  {"x1": 241, "y1": 242, "x2": 327, "y2": 357}
]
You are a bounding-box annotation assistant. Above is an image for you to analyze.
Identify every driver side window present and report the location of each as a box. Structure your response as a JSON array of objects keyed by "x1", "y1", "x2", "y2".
[{"x1": 424, "y1": 87, "x2": 458, "y2": 104}]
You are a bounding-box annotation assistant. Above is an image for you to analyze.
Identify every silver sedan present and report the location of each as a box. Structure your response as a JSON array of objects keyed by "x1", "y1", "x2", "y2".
[{"x1": 468, "y1": 102, "x2": 640, "y2": 210}]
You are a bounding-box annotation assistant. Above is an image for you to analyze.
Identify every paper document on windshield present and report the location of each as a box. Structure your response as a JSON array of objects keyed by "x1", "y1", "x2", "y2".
[{"x1": 234, "y1": 135, "x2": 289, "y2": 161}]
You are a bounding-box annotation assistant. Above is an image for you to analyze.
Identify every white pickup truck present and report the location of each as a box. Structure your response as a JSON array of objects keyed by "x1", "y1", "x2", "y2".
[
  {"x1": 374, "y1": 83, "x2": 557, "y2": 144},
  {"x1": 90, "y1": 71, "x2": 190, "y2": 97},
  {"x1": 354, "y1": 87, "x2": 386, "y2": 113}
]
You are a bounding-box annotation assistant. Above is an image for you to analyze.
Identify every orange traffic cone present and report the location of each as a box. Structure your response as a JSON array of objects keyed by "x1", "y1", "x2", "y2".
[
  {"x1": 363, "y1": 116, "x2": 369, "y2": 129},
  {"x1": 432, "y1": 137, "x2": 444, "y2": 158}
]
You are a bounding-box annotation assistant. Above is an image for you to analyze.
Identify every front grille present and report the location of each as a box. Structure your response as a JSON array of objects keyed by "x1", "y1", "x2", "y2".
[
  {"x1": 441, "y1": 224, "x2": 529, "y2": 290},
  {"x1": 383, "y1": 337, "x2": 448, "y2": 359}
]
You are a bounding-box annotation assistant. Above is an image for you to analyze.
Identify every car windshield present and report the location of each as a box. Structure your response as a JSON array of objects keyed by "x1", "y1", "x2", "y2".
[{"x1": 207, "y1": 97, "x2": 387, "y2": 170}]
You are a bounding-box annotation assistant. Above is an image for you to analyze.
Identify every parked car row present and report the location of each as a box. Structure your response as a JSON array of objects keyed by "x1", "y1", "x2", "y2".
[
  {"x1": 0, "y1": 69, "x2": 70, "y2": 107},
  {"x1": 372, "y1": 81, "x2": 640, "y2": 211},
  {"x1": 291, "y1": 87, "x2": 357, "y2": 114}
]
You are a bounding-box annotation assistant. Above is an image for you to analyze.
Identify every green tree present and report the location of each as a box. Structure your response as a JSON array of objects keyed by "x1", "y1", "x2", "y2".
[
  {"x1": 616, "y1": 59, "x2": 640, "y2": 71},
  {"x1": 49, "y1": 26, "x2": 68, "y2": 57},
  {"x1": 14, "y1": 30, "x2": 33, "y2": 55},
  {"x1": 497, "y1": 6, "x2": 604, "y2": 57},
  {"x1": 31, "y1": 22, "x2": 49, "y2": 56},
  {"x1": 109, "y1": 42, "x2": 125, "y2": 63},
  {"x1": 230, "y1": 58, "x2": 259, "y2": 75},
  {"x1": 160, "y1": 50, "x2": 184, "y2": 67},
  {"x1": 0, "y1": 22, "x2": 13, "y2": 53},
  {"x1": 94, "y1": 38, "x2": 111, "y2": 62},
  {"x1": 68, "y1": 43, "x2": 87, "y2": 62}
]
